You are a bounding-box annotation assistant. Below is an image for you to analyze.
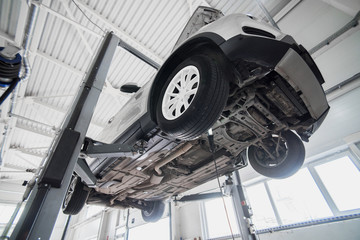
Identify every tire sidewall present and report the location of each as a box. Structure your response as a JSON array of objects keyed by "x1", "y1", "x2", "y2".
[
  {"x1": 141, "y1": 200, "x2": 165, "y2": 223},
  {"x1": 62, "y1": 176, "x2": 89, "y2": 215},
  {"x1": 248, "y1": 131, "x2": 305, "y2": 179},
  {"x1": 156, "y1": 54, "x2": 225, "y2": 139}
]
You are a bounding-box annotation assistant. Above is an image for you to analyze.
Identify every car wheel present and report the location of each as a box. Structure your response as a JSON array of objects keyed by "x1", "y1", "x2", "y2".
[
  {"x1": 156, "y1": 54, "x2": 229, "y2": 140},
  {"x1": 141, "y1": 200, "x2": 165, "y2": 223},
  {"x1": 62, "y1": 175, "x2": 90, "y2": 215},
  {"x1": 247, "y1": 131, "x2": 305, "y2": 179}
]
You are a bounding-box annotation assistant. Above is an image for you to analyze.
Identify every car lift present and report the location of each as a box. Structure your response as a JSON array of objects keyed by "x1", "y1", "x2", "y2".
[
  {"x1": 8, "y1": 31, "x2": 258, "y2": 240},
  {"x1": 177, "y1": 170, "x2": 258, "y2": 240},
  {"x1": 9, "y1": 31, "x2": 156, "y2": 240}
]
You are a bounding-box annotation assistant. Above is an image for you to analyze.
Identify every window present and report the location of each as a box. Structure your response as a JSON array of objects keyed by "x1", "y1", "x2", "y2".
[
  {"x1": 241, "y1": 150, "x2": 360, "y2": 233},
  {"x1": 268, "y1": 168, "x2": 333, "y2": 224},
  {"x1": 204, "y1": 197, "x2": 240, "y2": 238},
  {"x1": 245, "y1": 183, "x2": 278, "y2": 229},
  {"x1": 315, "y1": 156, "x2": 360, "y2": 211},
  {"x1": 86, "y1": 205, "x2": 104, "y2": 218},
  {"x1": 127, "y1": 217, "x2": 169, "y2": 240},
  {"x1": 115, "y1": 226, "x2": 127, "y2": 240},
  {"x1": 0, "y1": 203, "x2": 23, "y2": 236},
  {"x1": 0, "y1": 204, "x2": 16, "y2": 225},
  {"x1": 73, "y1": 217, "x2": 101, "y2": 239},
  {"x1": 356, "y1": 141, "x2": 360, "y2": 150}
]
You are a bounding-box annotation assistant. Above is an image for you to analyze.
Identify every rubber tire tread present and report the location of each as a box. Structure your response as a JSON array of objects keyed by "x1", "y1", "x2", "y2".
[
  {"x1": 62, "y1": 177, "x2": 90, "y2": 215},
  {"x1": 156, "y1": 54, "x2": 229, "y2": 140},
  {"x1": 248, "y1": 131, "x2": 305, "y2": 179},
  {"x1": 141, "y1": 200, "x2": 165, "y2": 223}
]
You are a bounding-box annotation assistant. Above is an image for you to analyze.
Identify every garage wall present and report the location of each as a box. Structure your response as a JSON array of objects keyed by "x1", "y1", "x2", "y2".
[
  {"x1": 173, "y1": 202, "x2": 203, "y2": 240},
  {"x1": 177, "y1": 200, "x2": 360, "y2": 240}
]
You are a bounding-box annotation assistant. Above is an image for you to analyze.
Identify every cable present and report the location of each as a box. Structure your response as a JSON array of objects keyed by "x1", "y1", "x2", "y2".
[
  {"x1": 208, "y1": 129, "x2": 235, "y2": 240},
  {"x1": 71, "y1": 0, "x2": 106, "y2": 34}
]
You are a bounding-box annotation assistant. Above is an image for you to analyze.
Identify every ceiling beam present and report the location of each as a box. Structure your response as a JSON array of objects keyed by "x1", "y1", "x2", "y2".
[
  {"x1": 33, "y1": 50, "x2": 129, "y2": 103},
  {"x1": 1, "y1": 2, "x2": 48, "y2": 169},
  {"x1": 15, "y1": 121, "x2": 55, "y2": 138},
  {"x1": 30, "y1": 99, "x2": 107, "y2": 128},
  {"x1": 60, "y1": 0, "x2": 95, "y2": 55},
  {"x1": 9, "y1": 113, "x2": 57, "y2": 131},
  {"x1": 16, "y1": 98, "x2": 107, "y2": 129},
  {"x1": 2, "y1": 163, "x2": 36, "y2": 172},
  {"x1": 0, "y1": 188, "x2": 24, "y2": 194},
  {"x1": 34, "y1": 50, "x2": 84, "y2": 76},
  {"x1": 14, "y1": 0, "x2": 29, "y2": 46},
  {"x1": 74, "y1": 0, "x2": 164, "y2": 65},
  {"x1": 40, "y1": 1, "x2": 163, "y2": 67},
  {"x1": 38, "y1": 4, "x2": 100, "y2": 37},
  {"x1": 14, "y1": 152, "x2": 39, "y2": 168},
  {"x1": 273, "y1": 0, "x2": 302, "y2": 23},
  {"x1": 9, "y1": 147, "x2": 46, "y2": 158},
  {"x1": 321, "y1": 0, "x2": 360, "y2": 17},
  {"x1": 0, "y1": 31, "x2": 16, "y2": 45}
]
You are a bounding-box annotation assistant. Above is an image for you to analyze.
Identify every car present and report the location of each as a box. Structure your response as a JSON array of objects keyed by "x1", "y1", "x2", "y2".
[{"x1": 61, "y1": 7, "x2": 329, "y2": 222}]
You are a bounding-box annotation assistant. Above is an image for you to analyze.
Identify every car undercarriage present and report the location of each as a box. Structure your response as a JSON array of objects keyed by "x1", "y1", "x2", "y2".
[{"x1": 87, "y1": 60, "x2": 323, "y2": 209}]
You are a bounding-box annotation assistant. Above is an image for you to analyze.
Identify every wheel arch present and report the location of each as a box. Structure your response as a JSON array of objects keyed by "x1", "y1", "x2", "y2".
[{"x1": 148, "y1": 33, "x2": 232, "y2": 123}]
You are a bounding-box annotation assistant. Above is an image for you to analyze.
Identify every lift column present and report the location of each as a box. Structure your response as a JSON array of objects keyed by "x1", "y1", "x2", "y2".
[
  {"x1": 232, "y1": 171, "x2": 258, "y2": 240},
  {"x1": 11, "y1": 32, "x2": 119, "y2": 240}
]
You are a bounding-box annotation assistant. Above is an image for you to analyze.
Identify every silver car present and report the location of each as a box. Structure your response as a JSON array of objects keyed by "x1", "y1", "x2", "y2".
[{"x1": 62, "y1": 7, "x2": 329, "y2": 222}]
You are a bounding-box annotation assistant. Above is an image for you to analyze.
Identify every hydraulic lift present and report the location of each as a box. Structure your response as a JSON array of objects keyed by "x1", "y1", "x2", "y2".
[
  {"x1": 177, "y1": 170, "x2": 258, "y2": 240},
  {"x1": 9, "y1": 31, "x2": 156, "y2": 240},
  {"x1": 8, "y1": 32, "x2": 258, "y2": 240}
]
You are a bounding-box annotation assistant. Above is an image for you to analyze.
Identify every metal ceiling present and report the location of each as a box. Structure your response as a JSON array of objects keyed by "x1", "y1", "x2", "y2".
[{"x1": 0, "y1": 0, "x2": 359, "y2": 198}]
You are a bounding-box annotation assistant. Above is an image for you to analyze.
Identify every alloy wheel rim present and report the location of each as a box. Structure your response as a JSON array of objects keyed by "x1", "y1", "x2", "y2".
[{"x1": 63, "y1": 176, "x2": 77, "y2": 208}]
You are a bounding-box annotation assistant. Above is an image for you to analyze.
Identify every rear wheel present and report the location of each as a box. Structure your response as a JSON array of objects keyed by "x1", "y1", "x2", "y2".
[
  {"x1": 62, "y1": 175, "x2": 90, "y2": 215},
  {"x1": 247, "y1": 131, "x2": 305, "y2": 178},
  {"x1": 141, "y1": 200, "x2": 165, "y2": 223},
  {"x1": 156, "y1": 54, "x2": 229, "y2": 140}
]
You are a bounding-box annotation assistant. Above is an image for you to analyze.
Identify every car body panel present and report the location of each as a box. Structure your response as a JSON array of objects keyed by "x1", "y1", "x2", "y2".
[
  {"x1": 196, "y1": 13, "x2": 286, "y2": 41},
  {"x1": 275, "y1": 48, "x2": 329, "y2": 119},
  {"x1": 97, "y1": 80, "x2": 153, "y2": 144}
]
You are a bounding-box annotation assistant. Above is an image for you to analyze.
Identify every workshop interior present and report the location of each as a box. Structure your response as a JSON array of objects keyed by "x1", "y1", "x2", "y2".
[{"x1": 0, "y1": 0, "x2": 359, "y2": 239}]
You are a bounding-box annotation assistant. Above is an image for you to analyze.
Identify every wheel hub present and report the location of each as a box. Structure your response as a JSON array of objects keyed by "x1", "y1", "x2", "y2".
[
  {"x1": 63, "y1": 176, "x2": 77, "y2": 209},
  {"x1": 254, "y1": 136, "x2": 288, "y2": 168}
]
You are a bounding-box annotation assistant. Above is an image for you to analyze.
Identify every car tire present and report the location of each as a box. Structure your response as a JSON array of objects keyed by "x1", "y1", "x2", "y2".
[
  {"x1": 62, "y1": 175, "x2": 90, "y2": 215},
  {"x1": 156, "y1": 54, "x2": 229, "y2": 140},
  {"x1": 141, "y1": 200, "x2": 165, "y2": 223},
  {"x1": 247, "y1": 131, "x2": 305, "y2": 179}
]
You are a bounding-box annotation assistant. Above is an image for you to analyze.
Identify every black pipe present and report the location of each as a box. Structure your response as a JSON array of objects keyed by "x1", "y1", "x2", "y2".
[
  {"x1": 61, "y1": 216, "x2": 72, "y2": 240},
  {"x1": 0, "y1": 77, "x2": 20, "y2": 105}
]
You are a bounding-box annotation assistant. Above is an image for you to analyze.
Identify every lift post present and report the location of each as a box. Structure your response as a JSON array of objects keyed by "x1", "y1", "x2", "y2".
[
  {"x1": 10, "y1": 32, "x2": 119, "y2": 240},
  {"x1": 231, "y1": 171, "x2": 258, "y2": 240}
]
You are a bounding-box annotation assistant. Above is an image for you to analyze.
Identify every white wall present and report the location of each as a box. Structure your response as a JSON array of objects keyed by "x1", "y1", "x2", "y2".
[
  {"x1": 50, "y1": 212, "x2": 69, "y2": 240},
  {"x1": 173, "y1": 201, "x2": 203, "y2": 240}
]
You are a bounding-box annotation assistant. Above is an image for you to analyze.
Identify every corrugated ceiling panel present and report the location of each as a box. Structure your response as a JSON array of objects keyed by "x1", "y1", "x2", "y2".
[
  {"x1": 0, "y1": 0, "x2": 20, "y2": 37},
  {"x1": 11, "y1": 126, "x2": 51, "y2": 149},
  {"x1": 25, "y1": 56, "x2": 82, "y2": 99},
  {"x1": 107, "y1": 48, "x2": 156, "y2": 88},
  {"x1": 1, "y1": 0, "x2": 357, "y2": 184},
  {"x1": 6, "y1": 150, "x2": 42, "y2": 169}
]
